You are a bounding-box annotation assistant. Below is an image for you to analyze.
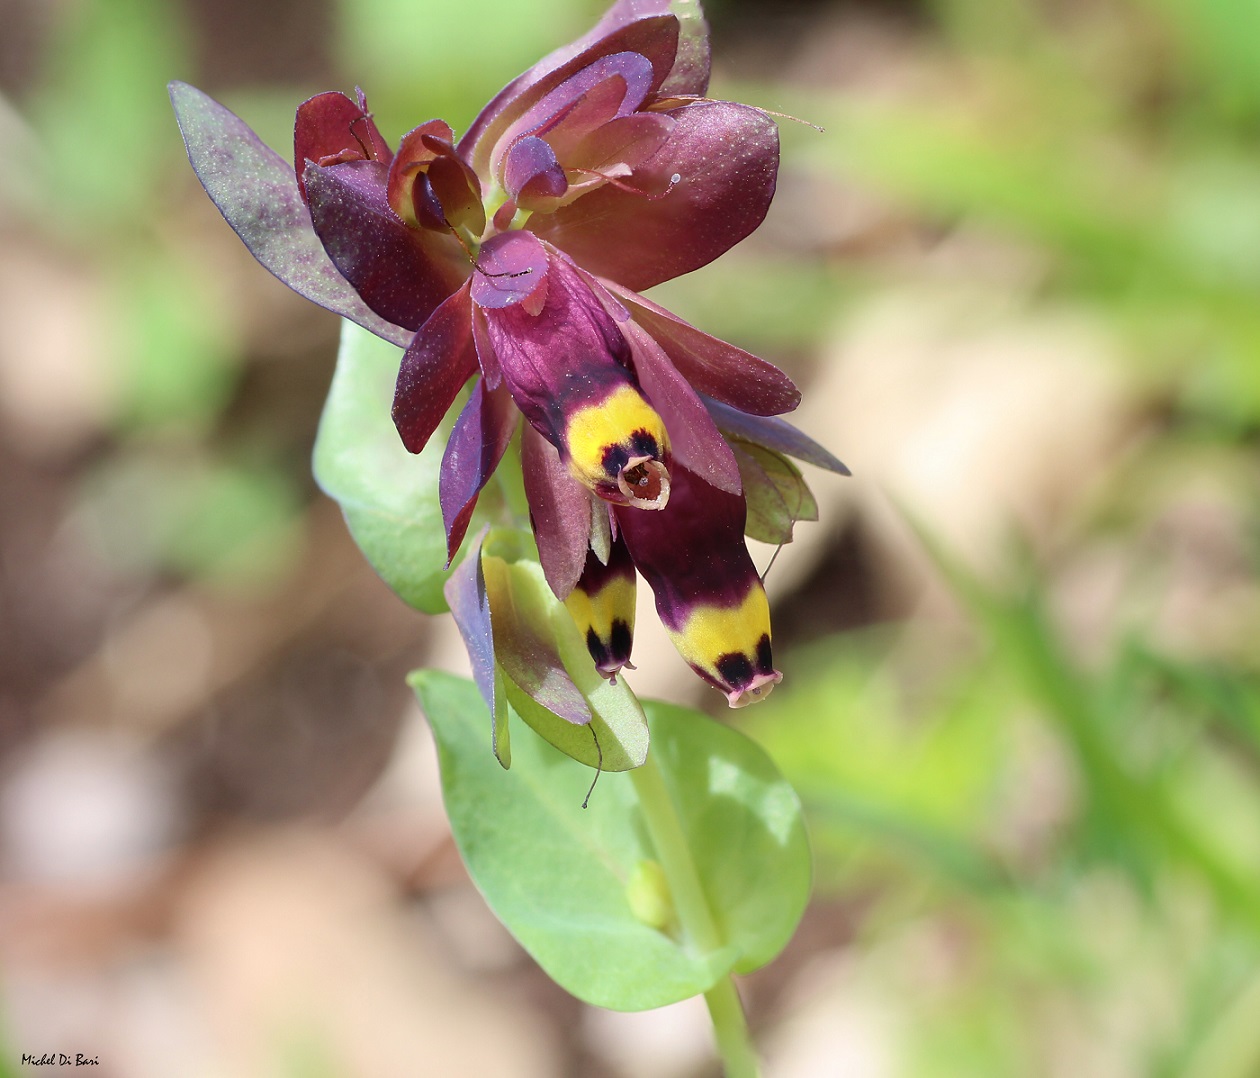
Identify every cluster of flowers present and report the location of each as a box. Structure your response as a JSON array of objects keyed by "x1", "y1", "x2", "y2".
[{"x1": 172, "y1": 0, "x2": 845, "y2": 711}]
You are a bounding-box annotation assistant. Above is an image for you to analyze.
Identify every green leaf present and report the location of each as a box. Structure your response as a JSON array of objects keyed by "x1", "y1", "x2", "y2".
[
  {"x1": 414, "y1": 671, "x2": 810, "y2": 1010},
  {"x1": 732, "y1": 440, "x2": 819, "y2": 545},
  {"x1": 313, "y1": 320, "x2": 455, "y2": 613},
  {"x1": 488, "y1": 557, "x2": 649, "y2": 773}
]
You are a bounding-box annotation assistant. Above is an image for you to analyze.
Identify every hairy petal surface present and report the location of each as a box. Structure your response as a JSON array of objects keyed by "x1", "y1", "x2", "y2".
[
  {"x1": 440, "y1": 379, "x2": 520, "y2": 562},
  {"x1": 169, "y1": 82, "x2": 412, "y2": 348},
  {"x1": 305, "y1": 158, "x2": 468, "y2": 331},
  {"x1": 609, "y1": 282, "x2": 800, "y2": 416},
  {"x1": 521, "y1": 424, "x2": 594, "y2": 601},
  {"x1": 482, "y1": 243, "x2": 671, "y2": 507},
  {"x1": 460, "y1": 16, "x2": 680, "y2": 176},
  {"x1": 294, "y1": 89, "x2": 392, "y2": 201},
  {"x1": 392, "y1": 283, "x2": 477, "y2": 454},
  {"x1": 622, "y1": 319, "x2": 741, "y2": 494},
  {"x1": 530, "y1": 100, "x2": 778, "y2": 292}
]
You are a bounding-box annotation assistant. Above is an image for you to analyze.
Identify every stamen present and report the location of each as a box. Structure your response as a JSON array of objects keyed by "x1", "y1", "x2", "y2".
[
  {"x1": 616, "y1": 459, "x2": 669, "y2": 508},
  {"x1": 567, "y1": 168, "x2": 680, "y2": 201}
]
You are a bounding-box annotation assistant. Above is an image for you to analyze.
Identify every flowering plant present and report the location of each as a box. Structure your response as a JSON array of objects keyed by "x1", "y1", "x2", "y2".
[{"x1": 172, "y1": 0, "x2": 844, "y2": 1068}]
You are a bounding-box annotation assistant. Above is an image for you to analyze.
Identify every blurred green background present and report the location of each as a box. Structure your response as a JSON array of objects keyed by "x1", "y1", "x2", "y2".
[{"x1": 1, "y1": 0, "x2": 1259, "y2": 1074}]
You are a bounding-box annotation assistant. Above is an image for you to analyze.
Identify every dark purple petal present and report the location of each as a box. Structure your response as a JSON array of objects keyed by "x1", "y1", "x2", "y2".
[
  {"x1": 521, "y1": 423, "x2": 593, "y2": 601},
  {"x1": 482, "y1": 246, "x2": 672, "y2": 508},
  {"x1": 533, "y1": 75, "x2": 643, "y2": 163},
  {"x1": 392, "y1": 283, "x2": 477, "y2": 453},
  {"x1": 440, "y1": 379, "x2": 519, "y2": 562},
  {"x1": 616, "y1": 465, "x2": 779, "y2": 707},
  {"x1": 503, "y1": 135, "x2": 568, "y2": 203},
  {"x1": 460, "y1": 16, "x2": 680, "y2": 175},
  {"x1": 530, "y1": 101, "x2": 778, "y2": 291},
  {"x1": 566, "y1": 112, "x2": 675, "y2": 178},
  {"x1": 616, "y1": 465, "x2": 753, "y2": 624},
  {"x1": 471, "y1": 230, "x2": 550, "y2": 310},
  {"x1": 498, "y1": 52, "x2": 658, "y2": 170},
  {"x1": 427, "y1": 152, "x2": 486, "y2": 235},
  {"x1": 305, "y1": 158, "x2": 469, "y2": 331},
  {"x1": 623, "y1": 320, "x2": 741, "y2": 494},
  {"x1": 608, "y1": 282, "x2": 801, "y2": 417},
  {"x1": 169, "y1": 81, "x2": 412, "y2": 348},
  {"x1": 294, "y1": 90, "x2": 391, "y2": 202},
  {"x1": 472, "y1": 306, "x2": 503, "y2": 388},
  {"x1": 386, "y1": 119, "x2": 455, "y2": 225},
  {"x1": 586, "y1": 0, "x2": 710, "y2": 96},
  {"x1": 480, "y1": 243, "x2": 629, "y2": 443},
  {"x1": 702, "y1": 395, "x2": 852, "y2": 475}
]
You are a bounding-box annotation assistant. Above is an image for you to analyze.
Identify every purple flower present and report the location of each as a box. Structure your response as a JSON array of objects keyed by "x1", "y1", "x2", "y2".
[{"x1": 170, "y1": 0, "x2": 846, "y2": 708}]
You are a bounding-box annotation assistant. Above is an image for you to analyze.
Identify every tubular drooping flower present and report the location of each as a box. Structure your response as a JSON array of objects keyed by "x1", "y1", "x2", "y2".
[
  {"x1": 170, "y1": 0, "x2": 847, "y2": 709},
  {"x1": 565, "y1": 533, "x2": 638, "y2": 682},
  {"x1": 616, "y1": 465, "x2": 780, "y2": 707}
]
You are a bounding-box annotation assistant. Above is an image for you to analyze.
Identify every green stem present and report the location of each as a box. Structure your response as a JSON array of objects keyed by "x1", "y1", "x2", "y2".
[
  {"x1": 629, "y1": 751, "x2": 761, "y2": 1078},
  {"x1": 704, "y1": 977, "x2": 758, "y2": 1078}
]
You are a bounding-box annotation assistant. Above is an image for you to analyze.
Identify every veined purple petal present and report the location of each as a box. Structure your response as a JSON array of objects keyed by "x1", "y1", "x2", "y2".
[
  {"x1": 531, "y1": 100, "x2": 778, "y2": 292},
  {"x1": 460, "y1": 16, "x2": 680, "y2": 176},
  {"x1": 566, "y1": 112, "x2": 675, "y2": 180},
  {"x1": 622, "y1": 319, "x2": 741, "y2": 494},
  {"x1": 472, "y1": 230, "x2": 550, "y2": 311},
  {"x1": 169, "y1": 82, "x2": 411, "y2": 348},
  {"x1": 702, "y1": 395, "x2": 852, "y2": 475},
  {"x1": 440, "y1": 379, "x2": 520, "y2": 562},
  {"x1": 294, "y1": 90, "x2": 392, "y2": 202},
  {"x1": 615, "y1": 465, "x2": 780, "y2": 707},
  {"x1": 608, "y1": 282, "x2": 801, "y2": 417},
  {"x1": 495, "y1": 51, "x2": 657, "y2": 176},
  {"x1": 521, "y1": 424, "x2": 593, "y2": 601},
  {"x1": 480, "y1": 243, "x2": 628, "y2": 441},
  {"x1": 305, "y1": 158, "x2": 469, "y2": 331},
  {"x1": 532, "y1": 75, "x2": 638, "y2": 164},
  {"x1": 392, "y1": 283, "x2": 477, "y2": 454}
]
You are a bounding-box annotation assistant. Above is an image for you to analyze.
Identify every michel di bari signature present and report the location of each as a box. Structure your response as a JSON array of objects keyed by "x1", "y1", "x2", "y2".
[{"x1": 21, "y1": 1052, "x2": 99, "y2": 1067}]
